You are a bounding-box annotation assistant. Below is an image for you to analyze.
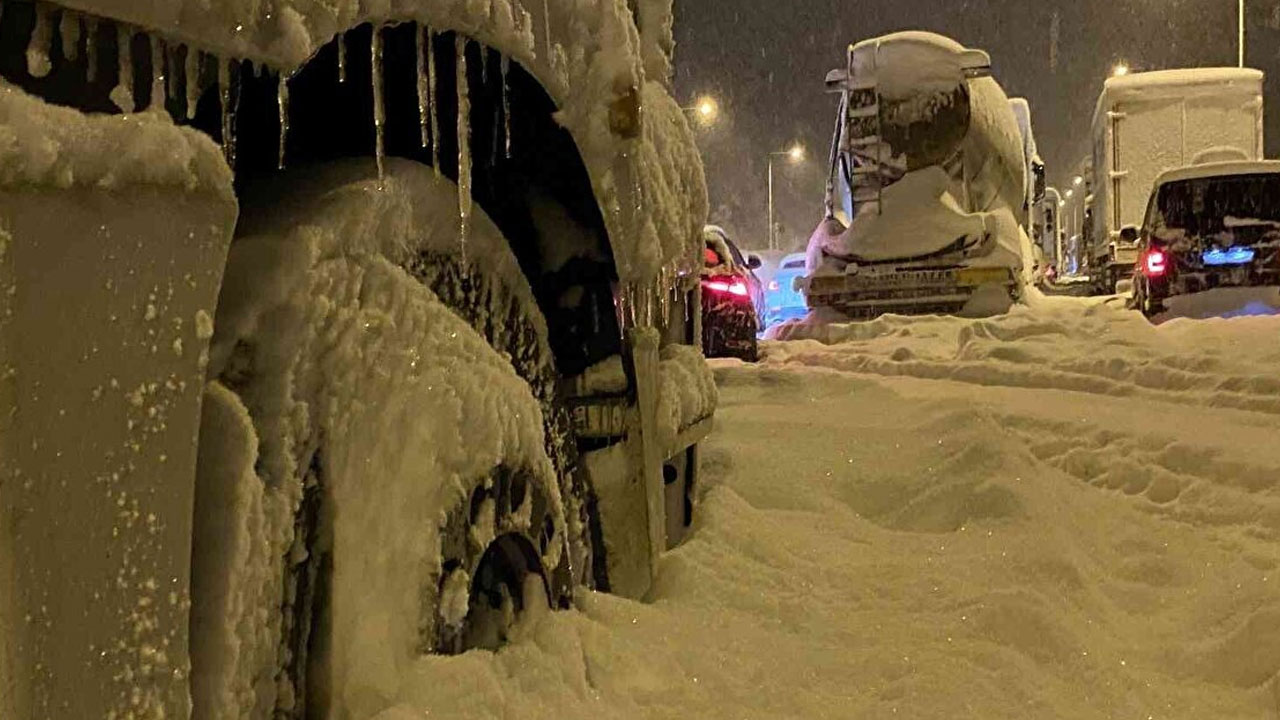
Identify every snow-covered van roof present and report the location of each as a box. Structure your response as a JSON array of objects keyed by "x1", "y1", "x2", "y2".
[
  {"x1": 1095, "y1": 67, "x2": 1264, "y2": 103},
  {"x1": 46, "y1": 0, "x2": 706, "y2": 286},
  {"x1": 1153, "y1": 160, "x2": 1280, "y2": 187}
]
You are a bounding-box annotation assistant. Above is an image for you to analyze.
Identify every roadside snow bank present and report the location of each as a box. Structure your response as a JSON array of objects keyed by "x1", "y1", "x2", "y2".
[
  {"x1": 0, "y1": 81, "x2": 231, "y2": 196},
  {"x1": 362, "y1": 298, "x2": 1280, "y2": 717}
]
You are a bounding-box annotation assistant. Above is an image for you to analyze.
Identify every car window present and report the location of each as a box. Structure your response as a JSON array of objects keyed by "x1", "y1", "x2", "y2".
[
  {"x1": 724, "y1": 239, "x2": 747, "y2": 268},
  {"x1": 782, "y1": 259, "x2": 806, "y2": 269}
]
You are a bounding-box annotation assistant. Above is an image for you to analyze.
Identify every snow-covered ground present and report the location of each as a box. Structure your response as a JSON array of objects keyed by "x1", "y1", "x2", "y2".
[{"x1": 363, "y1": 294, "x2": 1280, "y2": 719}]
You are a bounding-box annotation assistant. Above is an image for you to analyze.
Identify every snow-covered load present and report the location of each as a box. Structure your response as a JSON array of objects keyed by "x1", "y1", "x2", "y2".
[
  {"x1": 1087, "y1": 67, "x2": 1265, "y2": 293},
  {"x1": 801, "y1": 31, "x2": 1030, "y2": 319},
  {"x1": 0, "y1": 1, "x2": 713, "y2": 718}
]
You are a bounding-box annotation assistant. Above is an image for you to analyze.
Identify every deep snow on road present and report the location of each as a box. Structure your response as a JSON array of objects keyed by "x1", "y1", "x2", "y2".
[{"x1": 376, "y1": 296, "x2": 1280, "y2": 719}]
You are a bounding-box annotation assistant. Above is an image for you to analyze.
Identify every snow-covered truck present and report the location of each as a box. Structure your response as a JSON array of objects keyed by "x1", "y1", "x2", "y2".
[
  {"x1": 800, "y1": 32, "x2": 1030, "y2": 319},
  {"x1": 0, "y1": 1, "x2": 714, "y2": 717},
  {"x1": 1086, "y1": 67, "x2": 1265, "y2": 294}
]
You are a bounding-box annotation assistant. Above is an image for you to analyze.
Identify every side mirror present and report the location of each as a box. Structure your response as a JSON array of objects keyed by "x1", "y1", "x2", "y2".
[
  {"x1": 746, "y1": 254, "x2": 763, "y2": 270},
  {"x1": 1119, "y1": 225, "x2": 1140, "y2": 244}
]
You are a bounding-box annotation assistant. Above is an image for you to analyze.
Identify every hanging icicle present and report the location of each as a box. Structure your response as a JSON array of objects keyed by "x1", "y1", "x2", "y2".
[
  {"x1": 149, "y1": 35, "x2": 166, "y2": 111},
  {"x1": 456, "y1": 36, "x2": 473, "y2": 255},
  {"x1": 166, "y1": 45, "x2": 181, "y2": 102},
  {"x1": 184, "y1": 47, "x2": 201, "y2": 120},
  {"x1": 110, "y1": 25, "x2": 135, "y2": 112},
  {"x1": 415, "y1": 24, "x2": 430, "y2": 149},
  {"x1": 59, "y1": 9, "x2": 81, "y2": 63},
  {"x1": 427, "y1": 29, "x2": 440, "y2": 176},
  {"x1": 218, "y1": 59, "x2": 238, "y2": 169},
  {"x1": 85, "y1": 16, "x2": 98, "y2": 82},
  {"x1": 337, "y1": 31, "x2": 347, "y2": 83},
  {"x1": 27, "y1": 3, "x2": 53, "y2": 79},
  {"x1": 372, "y1": 26, "x2": 386, "y2": 182},
  {"x1": 277, "y1": 72, "x2": 290, "y2": 170},
  {"x1": 541, "y1": 0, "x2": 552, "y2": 61},
  {"x1": 501, "y1": 55, "x2": 512, "y2": 159}
]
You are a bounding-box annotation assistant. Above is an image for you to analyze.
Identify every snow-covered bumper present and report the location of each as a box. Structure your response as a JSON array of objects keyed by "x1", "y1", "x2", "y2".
[
  {"x1": 804, "y1": 264, "x2": 1019, "y2": 317},
  {"x1": 0, "y1": 86, "x2": 237, "y2": 719}
]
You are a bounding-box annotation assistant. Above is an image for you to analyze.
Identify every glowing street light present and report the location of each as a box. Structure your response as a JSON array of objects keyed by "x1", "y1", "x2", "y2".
[
  {"x1": 1112, "y1": 63, "x2": 1130, "y2": 78},
  {"x1": 767, "y1": 144, "x2": 807, "y2": 251},
  {"x1": 684, "y1": 96, "x2": 721, "y2": 127},
  {"x1": 1065, "y1": 189, "x2": 1075, "y2": 200},
  {"x1": 1073, "y1": 176, "x2": 1084, "y2": 188}
]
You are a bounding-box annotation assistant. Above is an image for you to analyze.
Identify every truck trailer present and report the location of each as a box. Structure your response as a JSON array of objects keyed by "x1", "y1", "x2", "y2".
[{"x1": 1087, "y1": 67, "x2": 1265, "y2": 294}]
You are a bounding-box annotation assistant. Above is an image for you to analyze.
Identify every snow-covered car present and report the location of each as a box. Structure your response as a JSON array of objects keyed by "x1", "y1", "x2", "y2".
[
  {"x1": 1131, "y1": 161, "x2": 1280, "y2": 317},
  {"x1": 702, "y1": 226, "x2": 763, "y2": 361},
  {"x1": 764, "y1": 252, "x2": 810, "y2": 325},
  {"x1": 801, "y1": 32, "x2": 1030, "y2": 320},
  {"x1": 0, "y1": 2, "x2": 716, "y2": 717}
]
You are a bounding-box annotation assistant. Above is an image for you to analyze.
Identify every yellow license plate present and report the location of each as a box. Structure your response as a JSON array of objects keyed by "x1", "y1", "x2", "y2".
[{"x1": 956, "y1": 267, "x2": 1011, "y2": 287}]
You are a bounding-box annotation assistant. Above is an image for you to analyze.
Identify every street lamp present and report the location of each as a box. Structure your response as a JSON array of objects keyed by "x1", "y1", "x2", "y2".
[
  {"x1": 684, "y1": 96, "x2": 720, "y2": 127},
  {"x1": 1073, "y1": 176, "x2": 1084, "y2": 188},
  {"x1": 1240, "y1": 0, "x2": 1246, "y2": 67},
  {"x1": 1112, "y1": 63, "x2": 1130, "y2": 78},
  {"x1": 767, "y1": 144, "x2": 806, "y2": 251}
]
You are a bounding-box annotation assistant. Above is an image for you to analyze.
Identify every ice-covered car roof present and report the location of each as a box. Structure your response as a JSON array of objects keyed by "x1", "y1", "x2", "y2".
[
  {"x1": 45, "y1": 0, "x2": 707, "y2": 287},
  {"x1": 1154, "y1": 160, "x2": 1280, "y2": 187}
]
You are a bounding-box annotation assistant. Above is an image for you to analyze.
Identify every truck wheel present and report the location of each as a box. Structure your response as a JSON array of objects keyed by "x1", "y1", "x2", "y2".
[{"x1": 193, "y1": 161, "x2": 601, "y2": 718}]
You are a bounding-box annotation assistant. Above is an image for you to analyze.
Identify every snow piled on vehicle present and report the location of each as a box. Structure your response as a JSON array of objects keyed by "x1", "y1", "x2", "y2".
[
  {"x1": 0, "y1": 80, "x2": 231, "y2": 194},
  {"x1": 194, "y1": 159, "x2": 563, "y2": 717},
  {"x1": 51, "y1": 0, "x2": 707, "y2": 286},
  {"x1": 349, "y1": 296, "x2": 1280, "y2": 719}
]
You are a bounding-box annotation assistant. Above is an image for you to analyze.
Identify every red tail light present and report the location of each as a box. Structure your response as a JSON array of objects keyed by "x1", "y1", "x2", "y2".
[
  {"x1": 1144, "y1": 248, "x2": 1168, "y2": 277},
  {"x1": 703, "y1": 277, "x2": 750, "y2": 298}
]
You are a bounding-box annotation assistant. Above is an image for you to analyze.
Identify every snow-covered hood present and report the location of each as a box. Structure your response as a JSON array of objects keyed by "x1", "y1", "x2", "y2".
[{"x1": 50, "y1": 0, "x2": 707, "y2": 286}]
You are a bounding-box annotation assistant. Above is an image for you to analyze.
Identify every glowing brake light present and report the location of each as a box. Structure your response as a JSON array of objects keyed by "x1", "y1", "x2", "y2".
[
  {"x1": 1144, "y1": 248, "x2": 1168, "y2": 277},
  {"x1": 703, "y1": 279, "x2": 750, "y2": 297}
]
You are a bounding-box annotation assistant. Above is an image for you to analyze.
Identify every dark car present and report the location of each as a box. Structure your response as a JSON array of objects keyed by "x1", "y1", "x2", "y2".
[
  {"x1": 1132, "y1": 162, "x2": 1280, "y2": 318},
  {"x1": 702, "y1": 226, "x2": 763, "y2": 361}
]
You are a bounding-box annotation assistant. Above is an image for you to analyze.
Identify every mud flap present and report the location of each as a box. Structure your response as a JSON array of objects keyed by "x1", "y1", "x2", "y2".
[{"x1": 0, "y1": 185, "x2": 235, "y2": 718}]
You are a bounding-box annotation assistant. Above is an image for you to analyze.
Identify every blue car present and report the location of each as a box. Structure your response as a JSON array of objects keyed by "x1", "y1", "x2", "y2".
[{"x1": 764, "y1": 253, "x2": 810, "y2": 326}]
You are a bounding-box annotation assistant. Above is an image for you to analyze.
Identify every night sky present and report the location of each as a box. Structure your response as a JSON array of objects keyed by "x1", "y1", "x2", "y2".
[{"x1": 674, "y1": 0, "x2": 1280, "y2": 252}]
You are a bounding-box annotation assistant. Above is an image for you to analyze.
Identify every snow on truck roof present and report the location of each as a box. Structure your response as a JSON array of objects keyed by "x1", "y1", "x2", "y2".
[
  {"x1": 1154, "y1": 160, "x2": 1280, "y2": 186},
  {"x1": 1100, "y1": 67, "x2": 1263, "y2": 102}
]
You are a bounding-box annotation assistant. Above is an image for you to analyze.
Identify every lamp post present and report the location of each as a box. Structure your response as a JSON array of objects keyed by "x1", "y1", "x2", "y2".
[
  {"x1": 767, "y1": 144, "x2": 806, "y2": 250},
  {"x1": 1239, "y1": 0, "x2": 1246, "y2": 67}
]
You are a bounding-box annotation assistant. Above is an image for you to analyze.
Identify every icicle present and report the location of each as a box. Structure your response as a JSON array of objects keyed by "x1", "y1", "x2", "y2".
[
  {"x1": 110, "y1": 26, "x2": 135, "y2": 112},
  {"x1": 218, "y1": 59, "x2": 238, "y2": 168},
  {"x1": 427, "y1": 29, "x2": 440, "y2": 175},
  {"x1": 481, "y1": 49, "x2": 490, "y2": 87},
  {"x1": 372, "y1": 26, "x2": 386, "y2": 181},
  {"x1": 277, "y1": 72, "x2": 290, "y2": 170},
  {"x1": 27, "y1": 3, "x2": 53, "y2": 79},
  {"x1": 337, "y1": 32, "x2": 347, "y2": 83},
  {"x1": 415, "y1": 24, "x2": 429, "y2": 149},
  {"x1": 59, "y1": 10, "x2": 81, "y2": 62},
  {"x1": 541, "y1": 0, "x2": 552, "y2": 61},
  {"x1": 456, "y1": 36, "x2": 473, "y2": 255},
  {"x1": 184, "y1": 47, "x2": 201, "y2": 120},
  {"x1": 501, "y1": 55, "x2": 512, "y2": 159},
  {"x1": 85, "y1": 17, "x2": 98, "y2": 82},
  {"x1": 149, "y1": 35, "x2": 166, "y2": 111}
]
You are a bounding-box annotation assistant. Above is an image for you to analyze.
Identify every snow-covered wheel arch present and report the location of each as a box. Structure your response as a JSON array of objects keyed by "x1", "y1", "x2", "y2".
[
  {"x1": 1, "y1": 0, "x2": 707, "y2": 292},
  {"x1": 193, "y1": 160, "x2": 597, "y2": 717}
]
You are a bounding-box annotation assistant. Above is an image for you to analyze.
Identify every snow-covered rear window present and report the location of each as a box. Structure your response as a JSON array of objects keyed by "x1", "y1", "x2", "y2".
[{"x1": 1154, "y1": 173, "x2": 1280, "y2": 235}]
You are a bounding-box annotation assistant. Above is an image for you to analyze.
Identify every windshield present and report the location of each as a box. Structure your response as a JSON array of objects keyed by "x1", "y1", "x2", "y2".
[{"x1": 1154, "y1": 173, "x2": 1280, "y2": 236}]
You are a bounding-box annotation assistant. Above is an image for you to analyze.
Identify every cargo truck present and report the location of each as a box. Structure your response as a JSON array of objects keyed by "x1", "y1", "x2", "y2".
[{"x1": 1087, "y1": 68, "x2": 1265, "y2": 294}]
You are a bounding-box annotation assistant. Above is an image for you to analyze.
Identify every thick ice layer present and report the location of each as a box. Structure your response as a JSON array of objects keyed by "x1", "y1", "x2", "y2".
[
  {"x1": 53, "y1": 0, "x2": 707, "y2": 286},
  {"x1": 0, "y1": 81, "x2": 231, "y2": 195}
]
